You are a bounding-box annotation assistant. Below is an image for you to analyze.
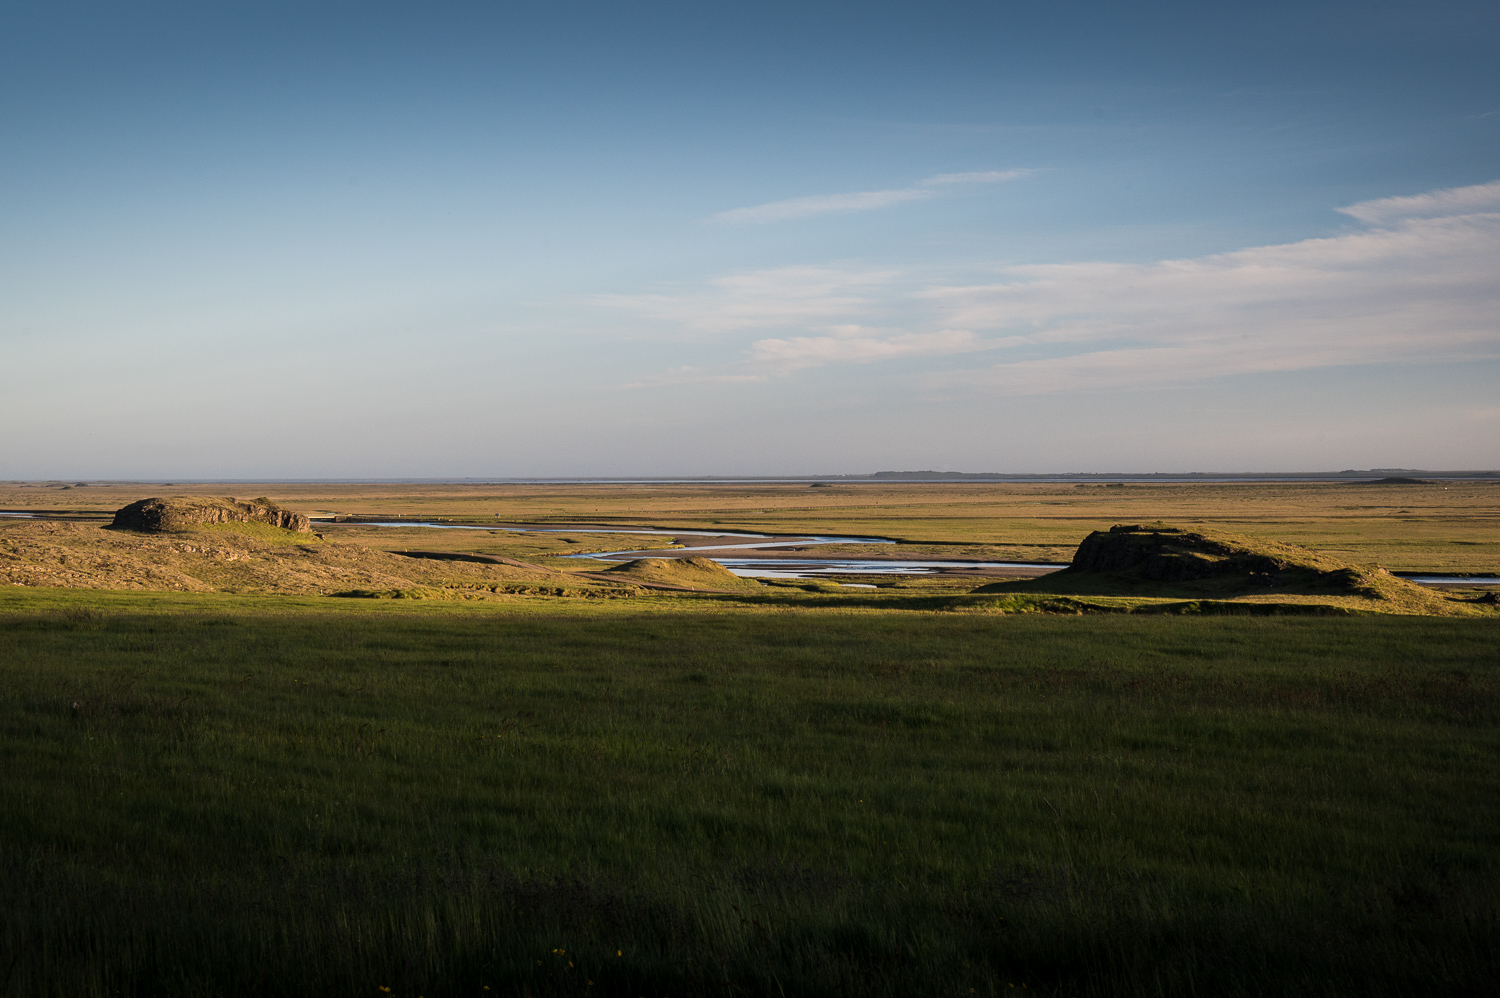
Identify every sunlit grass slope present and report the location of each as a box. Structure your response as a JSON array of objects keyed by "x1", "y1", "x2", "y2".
[{"x1": 2, "y1": 594, "x2": 1495, "y2": 996}]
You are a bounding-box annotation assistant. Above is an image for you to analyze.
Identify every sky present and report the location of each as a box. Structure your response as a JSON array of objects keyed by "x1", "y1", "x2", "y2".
[{"x1": 2, "y1": 0, "x2": 1497, "y2": 478}]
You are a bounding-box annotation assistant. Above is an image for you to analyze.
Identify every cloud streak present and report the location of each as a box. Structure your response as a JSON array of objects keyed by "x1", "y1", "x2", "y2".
[
  {"x1": 597, "y1": 265, "x2": 908, "y2": 335},
  {"x1": 749, "y1": 325, "x2": 1011, "y2": 369},
  {"x1": 1335, "y1": 179, "x2": 1500, "y2": 225},
  {"x1": 710, "y1": 169, "x2": 1028, "y2": 224},
  {"x1": 931, "y1": 210, "x2": 1500, "y2": 392},
  {"x1": 607, "y1": 181, "x2": 1500, "y2": 394}
]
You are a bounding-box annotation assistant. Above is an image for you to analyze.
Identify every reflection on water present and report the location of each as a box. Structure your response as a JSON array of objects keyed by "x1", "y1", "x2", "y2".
[
  {"x1": 715, "y1": 558, "x2": 1067, "y2": 579},
  {"x1": 568, "y1": 535, "x2": 894, "y2": 559},
  {"x1": 1401, "y1": 575, "x2": 1500, "y2": 585},
  {"x1": 311, "y1": 519, "x2": 777, "y2": 538},
  {"x1": 312, "y1": 518, "x2": 1057, "y2": 581}
]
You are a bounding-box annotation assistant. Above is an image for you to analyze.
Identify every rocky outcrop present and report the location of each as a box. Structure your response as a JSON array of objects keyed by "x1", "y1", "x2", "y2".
[
  {"x1": 111, "y1": 496, "x2": 311, "y2": 534},
  {"x1": 1069, "y1": 524, "x2": 1286, "y2": 582},
  {"x1": 967, "y1": 522, "x2": 1475, "y2": 614}
]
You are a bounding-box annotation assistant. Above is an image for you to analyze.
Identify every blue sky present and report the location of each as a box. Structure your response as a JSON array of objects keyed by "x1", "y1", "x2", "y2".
[{"x1": 2, "y1": 0, "x2": 1497, "y2": 477}]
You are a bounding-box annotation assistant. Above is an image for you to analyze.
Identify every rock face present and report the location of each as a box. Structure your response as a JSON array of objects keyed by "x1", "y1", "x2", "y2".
[
  {"x1": 969, "y1": 522, "x2": 1471, "y2": 614},
  {"x1": 1070, "y1": 524, "x2": 1286, "y2": 582},
  {"x1": 111, "y1": 496, "x2": 311, "y2": 534}
]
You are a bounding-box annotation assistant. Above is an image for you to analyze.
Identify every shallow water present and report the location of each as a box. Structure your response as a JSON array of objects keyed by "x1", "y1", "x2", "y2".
[
  {"x1": 1400, "y1": 575, "x2": 1500, "y2": 585},
  {"x1": 319, "y1": 519, "x2": 1495, "y2": 585},
  {"x1": 567, "y1": 536, "x2": 895, "y2": 559},
  {"x1": 314, "y1": 518, "x2": 1055, "y2": 580},
  {"x1": 313, "y1": 519, "x2": 786, "y2": 540},
  {"x1": 713, "y1": 558, "x2": 1067, "y2": 578}
]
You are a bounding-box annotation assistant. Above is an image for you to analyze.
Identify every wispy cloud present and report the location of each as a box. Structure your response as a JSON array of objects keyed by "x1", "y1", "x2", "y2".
[
  {"x1": 930, "y1": 210, "x2": 1500, "y2": 392},
  {"x1": 596, "y1": 265, "x2": 907, "y2": 335},
  {"x1": 710, "y1": 169, "x2": 1029, "y2": 224},
  {"x1": 1335, "y1": 179, "x2": 1500, "y2": 225},
  {"x1": 919, "y1": 170, "x2": 1025, "y2": 186},
  {"x1": 749, "y1": 325, "x2": 1013, "y2": 370},
  {"x1": 610, "y1": 180, "x2": 1500, "y2": 393}
]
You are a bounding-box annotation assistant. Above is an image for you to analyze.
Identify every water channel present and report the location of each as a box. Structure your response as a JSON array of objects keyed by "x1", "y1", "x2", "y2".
[
  {"x1": 7, "y1": 513, "x2": 1490, "y2": 585},
  {"x1": 314, "y1": 518, "x2": 1060, "y2": 581}
]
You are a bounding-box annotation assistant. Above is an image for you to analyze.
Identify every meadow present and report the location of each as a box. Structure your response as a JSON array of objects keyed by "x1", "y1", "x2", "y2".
[
  {"x1": 7, "y1": 478, "x2": 1499, "y2": 571},
  {"x1": 2, "y1": 586, "x2": 1496, "y2": 996},
  {"x1": 2, "y1": 481, "x2": 1496, "y2": 995}
]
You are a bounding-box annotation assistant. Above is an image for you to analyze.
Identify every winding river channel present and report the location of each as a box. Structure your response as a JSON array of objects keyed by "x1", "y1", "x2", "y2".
[
  {"x1": 7, "y1": 512, "x2": 1489, "y2": 585},
  {"x1": 315, "y1": 519, "x2": 1066, "y2": 580},
  {"x1": 319, "y1": 520, "x2": 1500, "y2": 586}
]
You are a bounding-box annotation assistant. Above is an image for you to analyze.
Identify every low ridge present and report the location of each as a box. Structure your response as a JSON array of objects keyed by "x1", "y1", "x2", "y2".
[{"x1": 1, "y1": 519, "x2": 612, "y2": 596}]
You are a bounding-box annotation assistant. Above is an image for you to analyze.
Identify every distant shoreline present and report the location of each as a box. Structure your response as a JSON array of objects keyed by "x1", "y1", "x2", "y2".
[{"x1": 3, "y1": 470, "x2": 1497, "y2": 486}]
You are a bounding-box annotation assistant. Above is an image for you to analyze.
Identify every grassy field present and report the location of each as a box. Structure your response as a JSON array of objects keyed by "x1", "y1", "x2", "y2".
[
  {"x1": 2, "y1": 586, "x2": 1497, "y2": 996},
  {"x1": 2, "y1": 482, "x2": 1495, "y2": 994},
  {"x1": 5, "y1": 479, "x2": 1498, "y2": 571}
]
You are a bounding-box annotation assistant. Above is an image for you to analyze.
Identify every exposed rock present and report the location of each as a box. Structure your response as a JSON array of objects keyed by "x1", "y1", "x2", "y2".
[
  {"x1": 111, "y1": 496, "x2": 311, "y2": 534},
  {"x1": 1069, "y1": 523, "x2": 1286, "y2": 582},
  {"x1": 970, "y1": 522, "x2": 1448, "y2": 609}
]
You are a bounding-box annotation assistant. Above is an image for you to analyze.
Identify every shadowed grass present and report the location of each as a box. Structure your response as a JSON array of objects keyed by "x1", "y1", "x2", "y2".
[{"x1": 1, "y1": 595, "x2": 1496, "y2": 996}]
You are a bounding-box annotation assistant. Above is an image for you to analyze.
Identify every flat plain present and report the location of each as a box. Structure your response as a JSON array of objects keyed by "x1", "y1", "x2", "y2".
[
  {"x1": 5, "y1": 477, "x2": 1499, "y2": 570},
  {"x1": 1, "y1": 480, "x2": 1497, "y2": 996}
]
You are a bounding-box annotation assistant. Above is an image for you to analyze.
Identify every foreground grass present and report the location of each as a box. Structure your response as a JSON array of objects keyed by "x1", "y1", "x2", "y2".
[{"x1": 2, "y1": 591, "x2": 1497, "y2": 996}]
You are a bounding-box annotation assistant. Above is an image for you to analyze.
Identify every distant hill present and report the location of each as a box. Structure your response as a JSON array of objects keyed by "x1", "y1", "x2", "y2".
[{"x1": 868, "y1": 470, "x2": 1496, "y2": 481}]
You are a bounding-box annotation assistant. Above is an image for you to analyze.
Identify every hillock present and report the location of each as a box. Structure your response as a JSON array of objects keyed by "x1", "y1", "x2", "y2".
[
  {"x1": 596, "y1": 556, "x2": 762, "y2": 591},
  {"x1": 112, "y1": 496, "x2": 311, "y2": 534},
  {"x1": 971, "y1": 523, "x2": 1467, "y2": 614}
]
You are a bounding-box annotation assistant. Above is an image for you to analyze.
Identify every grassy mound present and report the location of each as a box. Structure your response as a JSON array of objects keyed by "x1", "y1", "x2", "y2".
[
  {"x1": 971, "y1": 523, "x2": 1475, "y2": 616},
  {"x1": 598, "y1": 555, "x2": 763, "y2": 591}
]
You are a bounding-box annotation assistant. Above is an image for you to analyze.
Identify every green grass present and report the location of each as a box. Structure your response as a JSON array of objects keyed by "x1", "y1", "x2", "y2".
[
  {"x1": 1, "y1": 590, "x2": 1497, "y2": 996},
  {"x1": 176, "y1": 520, "x2": 322, "y2": 545}
]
